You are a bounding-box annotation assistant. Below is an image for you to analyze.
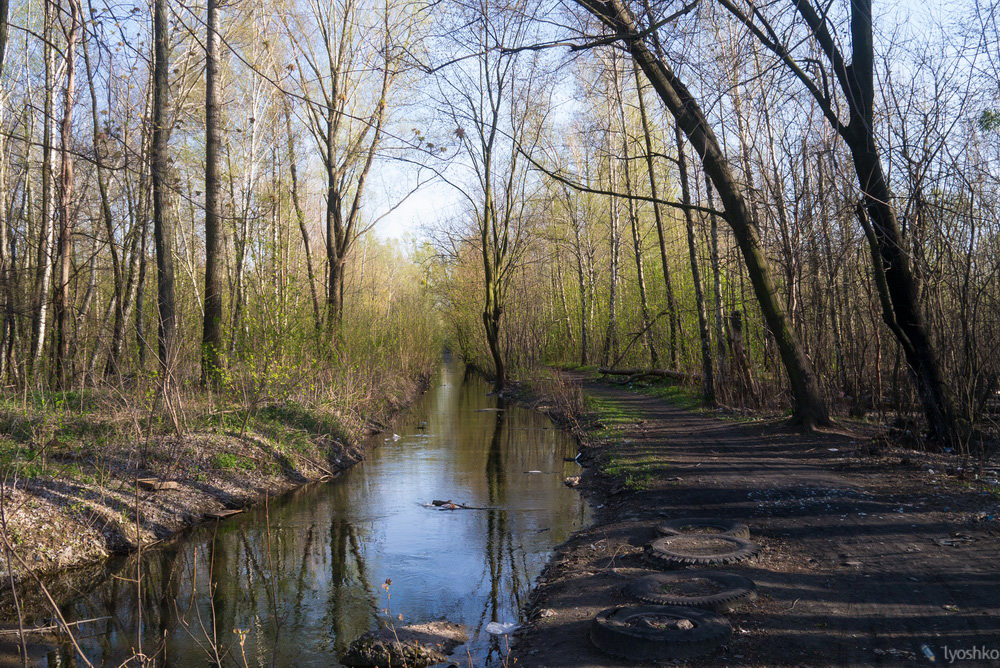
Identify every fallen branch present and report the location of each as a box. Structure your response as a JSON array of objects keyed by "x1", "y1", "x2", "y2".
[
  {"x1": 431, "y1": 499, "x2": 490, "y2": 510},
  {"x1": 598, "y1": 367, "x2": 702, "y2": 383},
  {"x1": 606, "y1": 310, "x2": 669, "y2": 371},
  {"x1": 0, "y1": 616, "x2": 112, "y2": 636}
]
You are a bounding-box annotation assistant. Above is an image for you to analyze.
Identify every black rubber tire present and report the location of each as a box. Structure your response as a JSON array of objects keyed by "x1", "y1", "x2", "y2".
[
  {"x1": 656, "y1": 517, "x2": 750, "y2": 539},
  {"x1": 623, "y1": 570, "x2": 757, "y2": 612},
  {"x1": 589, "y1": 605, "x2": 731, "y2": 661},
  {"x1": 645, "y1": 534, "x2": 760, "y2": 569}
]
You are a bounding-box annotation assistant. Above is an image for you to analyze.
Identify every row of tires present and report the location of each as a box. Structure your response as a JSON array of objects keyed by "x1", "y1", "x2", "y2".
[{"x1": 590, "y1": 518, "x2": 761, "y2": 662}]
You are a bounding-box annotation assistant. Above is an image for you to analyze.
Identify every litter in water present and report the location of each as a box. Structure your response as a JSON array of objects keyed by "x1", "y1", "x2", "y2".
[{"x1": 485, "y1": 622, "x2": 520, "y2": 635}]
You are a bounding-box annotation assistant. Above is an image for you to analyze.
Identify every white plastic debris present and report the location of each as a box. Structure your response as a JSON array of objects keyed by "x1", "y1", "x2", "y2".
[
  {"x1": 392, "y1": 434, "x2": 401, "y2": 442},
  {"x1": 485, "y1": 622, "x2": 520, "y2": 635}
]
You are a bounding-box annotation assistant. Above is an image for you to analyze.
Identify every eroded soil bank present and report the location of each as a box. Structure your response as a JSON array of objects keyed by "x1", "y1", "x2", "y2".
[
  {"x1": 513, "y1": 376, "x2": 1000, "y2": 667},
  {"x1": 0, "y1": 378, "x2": 430, "y2": 584}
]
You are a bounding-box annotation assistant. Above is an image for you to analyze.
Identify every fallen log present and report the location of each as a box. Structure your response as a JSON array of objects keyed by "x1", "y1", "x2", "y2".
[{"x1": 598, "y1": 367, "x2": 702, "y2": 383}]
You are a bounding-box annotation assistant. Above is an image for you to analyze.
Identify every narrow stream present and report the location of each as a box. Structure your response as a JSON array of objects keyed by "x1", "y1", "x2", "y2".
[{"x1": 41, "y1": 360, "x2": 590, "y2": 666}]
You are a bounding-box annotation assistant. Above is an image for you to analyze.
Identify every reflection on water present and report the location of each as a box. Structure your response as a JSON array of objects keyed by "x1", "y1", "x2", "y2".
[{"x1": 34, "y1": 361, "x2": 589, "y2": 666}]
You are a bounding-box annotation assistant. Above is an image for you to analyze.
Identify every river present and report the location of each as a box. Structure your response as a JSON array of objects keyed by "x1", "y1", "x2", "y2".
[{"x1": 38, "y1": 360, "x2": 589, "y2": 666}]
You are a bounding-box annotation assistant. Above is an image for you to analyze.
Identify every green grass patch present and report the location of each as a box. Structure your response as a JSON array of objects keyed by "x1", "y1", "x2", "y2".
[
  {"x1": 584, "y1": 395, "x2": 639, "y2": 438},
  {"x1": 632, "y1": 380, "x2": 704, "y2": 412},
  {"x1": 548, "y1": 362, "x2": 600, "y2": 374},
  {"x1": 602, "y1": 454, "x2": 662, "y2": 491},
  {"x1": 621, "y1": 379, "x2": 757, "y2": 423},
  {"x1": 0, "y1": 389, "x2": 101, "y2": 412},
  {"x1": 211, "y1": 453, "x2": 256, "y2": 472},
  {"x1": 257, "y1": 402, "x2": 347, "y2": 441},
  {"x1": 197, "y1": 401, "x2": 346, "y2": 456}
]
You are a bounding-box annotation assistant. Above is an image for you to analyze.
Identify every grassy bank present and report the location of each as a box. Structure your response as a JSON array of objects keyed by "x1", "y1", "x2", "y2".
[{"x1": 0, "y1": 366, "x2": 433, "y2": 582}]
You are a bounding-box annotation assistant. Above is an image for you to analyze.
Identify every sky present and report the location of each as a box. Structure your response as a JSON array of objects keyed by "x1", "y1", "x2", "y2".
[{"x1": 369, "y1": 0, "x2": 973, "y2": 242}]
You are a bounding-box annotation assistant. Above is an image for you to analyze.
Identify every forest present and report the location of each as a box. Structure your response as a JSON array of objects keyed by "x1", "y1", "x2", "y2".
[
  {"x1": 0, "y1": 0, "x2": 999, "y2": 664},
  {"x1": 2, "y1": 0, "x2": 998, "y2": 456}
]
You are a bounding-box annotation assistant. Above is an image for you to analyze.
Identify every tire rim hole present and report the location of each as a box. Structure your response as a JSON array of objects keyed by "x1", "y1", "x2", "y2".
[
  {"x1": 662, "y1": 536, "x2": 737, "y2": 554},
  {"x1": 629, "y1": 614, "x2": 697, "y2": 631},
  {"x1": 679, "y1": 525, "x2": 724, "y2": 533},
  {"x1": 659, "y1": 579, "x2": 727, "y2": 596}
]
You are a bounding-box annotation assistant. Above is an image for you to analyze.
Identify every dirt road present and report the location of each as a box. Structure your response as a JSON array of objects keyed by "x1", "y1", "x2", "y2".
[{"x1": 512, "y1": 378, "x2": 1000, "y2": 667}]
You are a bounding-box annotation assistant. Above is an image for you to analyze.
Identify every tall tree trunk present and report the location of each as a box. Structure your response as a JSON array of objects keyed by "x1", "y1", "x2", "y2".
[
  {"x1": 3, "y1": 177, "x2": 21, "y2": 384},
  {"x1": 0, "y1": 0, "x2": 10, "y2": 383},
  {"x1": 481, "y1": 193, "x2": 506, "y2": 390},
  {"x1": 574, "y1": 0, "x2": 829, "y2": 426},
  {"x1": 635, "y1": 65, "x2": 680, "y2": 367},
  {"x1": 53, "y1": 0, "x2": 81, "y2": 389},
  {"x1": 625, "y1": 175, "x2": 657, "y2": 369},
  {"x1": 847, "y1": 119, "x2": 957, "y2": 441},
  {"x1": 617, "y1": 109, "x2": 658, "y2": 368},
  {"x1": 706, "y1": 175, "x2": 727, "y2": 389},
  {"x1": 568, "y1": 206, "x2": 589, "y2": 365},
  {"x1": 135, "y1": 212, "x2": 148, "y2": 371},
  {"x1": 676, "y1": 126, "x2": 714, "y2": 403},
  {"x1": 608, "y1": 54, "x2": 657, "y2": 368},
  {"x1": 0, "y1": 0, "x2": 8, "y2": 74},
  {"x1": 151, "y1": 0, "x2": 175, "y2": 377},
  {"x1": 283, "y1": 99, "x2": 322, "y2": 332},
  {"x1": 201, "y1": 0, "x2": 224, "y2": 385},
  {"x1": 601, "y1": 171, "x2": 621, "y2": 367},
  {"x1": 30, "y1": 0, "x2": 56, "y2": 382},
  {"x1": 83, "y1": 15, "x2": 125, "y2": 382},
  {"x1": 324, "y1": 105, "x2": 344, "y2": 340},
  {"x1": 822, "y1": 0, "x2": 956, "y2": 442},
  {"x1": 555, "y1": 260, "x2": 575, "y2": 348}
]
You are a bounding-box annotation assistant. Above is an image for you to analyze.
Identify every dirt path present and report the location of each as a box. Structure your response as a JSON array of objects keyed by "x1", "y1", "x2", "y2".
[{"x1": 512, "y1": 378, "x2": 1000, "y2": 667}]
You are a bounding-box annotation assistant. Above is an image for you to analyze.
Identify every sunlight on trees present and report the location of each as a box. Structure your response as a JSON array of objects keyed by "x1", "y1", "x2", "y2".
[{"x1": 0, "y1": 0, "x2": 996, "y2": 448}]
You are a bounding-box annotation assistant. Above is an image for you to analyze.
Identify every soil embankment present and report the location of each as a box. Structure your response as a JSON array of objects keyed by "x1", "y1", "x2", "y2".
[
  {"x1": 514, "y1": 376, "x2": 1000, "y2": 666},
  {"x1": 0, "y1": 380, "x2": 430, "y2": 585}
]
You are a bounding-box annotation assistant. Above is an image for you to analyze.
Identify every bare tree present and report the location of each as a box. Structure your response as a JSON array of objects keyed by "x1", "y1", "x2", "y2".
[
  {"x1": 151, "y1": 0, "x2": 176, "y2": 376},
  {"x1": 715, "y1": 0, "x2": 960, "y2": 442},
  {"x1": 284, "y1": 0, "x2": 405, "y2": 344},
  {"x1": 571, "y1": 0, "x2": 830, "y2": 426},
  {"x1": 437, "y1": 0, "x2": 551, "y2": 389},
  {"x1": 52, "y1": 0, "x2": 81, "y2": 388},
  {"x1": 635, "y1": 65, "x2": 681, "y2": 368},
  {"x1": 676, "y1": 126, "x2": 714, "y2": 402},
  {"x1": 202, "y1": 0, "x2": 224, "y2": 385},
  {"x1": 29, "y1": 0, "x2": 57, "y2": 381}
]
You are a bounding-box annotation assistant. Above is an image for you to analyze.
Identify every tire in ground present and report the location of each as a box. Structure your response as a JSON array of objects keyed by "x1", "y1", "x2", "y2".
[
  {"x1": 589, "y1": 605, "x2": 731, "y2": 661},
  {"x1": 656, "y1": 517, "x2": 750, "y2": 539},
  {"x1": 624, "y1": 570, "x2": 757, "y2": 612},
  {"x1": 645, "y1": 534, "x2": 760, "y2": 569}
]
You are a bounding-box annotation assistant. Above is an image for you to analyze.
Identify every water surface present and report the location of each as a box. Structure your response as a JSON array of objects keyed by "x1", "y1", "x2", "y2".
[{"x1": 52, "y1": 361, "x2": 589, "y2": 666}]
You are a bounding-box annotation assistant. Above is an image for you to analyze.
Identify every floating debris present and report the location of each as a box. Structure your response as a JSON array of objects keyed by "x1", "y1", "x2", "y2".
[{"x1": 484, "y1": 621, "x2": 520, "y2": 635}]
